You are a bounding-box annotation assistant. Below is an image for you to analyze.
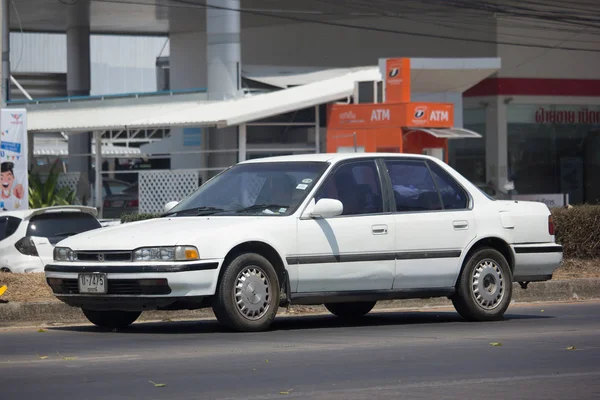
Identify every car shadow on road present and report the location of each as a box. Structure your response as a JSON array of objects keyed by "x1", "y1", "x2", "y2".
[{"x1": 48, "y1": 309, "x2": 553, "y2": 335}]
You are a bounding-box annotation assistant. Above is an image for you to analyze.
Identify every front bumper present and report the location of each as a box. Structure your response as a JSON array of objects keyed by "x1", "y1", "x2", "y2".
[
  {"x1": 44, "y1": 260, "x2": 223, "y2": 311},
  {"x1": 511, "y1": 243, "x2": 563, "y2": 282}
]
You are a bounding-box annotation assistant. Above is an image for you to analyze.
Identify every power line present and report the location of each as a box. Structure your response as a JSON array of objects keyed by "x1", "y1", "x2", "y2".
[
  {"x1": 89, "y1": 0, "x2": 600, "y2": 52},
  {"x1": 174, "y1": 0, "x2": 600, "y2": 53},
  {"x1": 317, "y1": 0, "x2": 600, "y2": 43}
]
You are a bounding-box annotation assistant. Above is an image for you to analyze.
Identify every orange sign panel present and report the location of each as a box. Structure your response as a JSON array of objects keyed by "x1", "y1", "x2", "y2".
[
  {"x1": 328, "y1": 102, "x2": 454, "y2": 130},
  {"x1": 328, "y1": 103, "x2": 405, "y2": 130},
  {"x1": 403, "y1": 102, "x2": 454, "y2": 128},
  {"x1": 383, "y1": 58, "x2": 411, "y2": 103}
]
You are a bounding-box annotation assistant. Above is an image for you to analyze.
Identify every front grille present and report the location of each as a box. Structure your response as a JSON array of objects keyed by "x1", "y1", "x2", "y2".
[
  {"x1": 47, "y1": 278, "x2": 171, "y2": 295},
  {"x1": 76, "y1": 251, "x2": 132, "y2": 262}
]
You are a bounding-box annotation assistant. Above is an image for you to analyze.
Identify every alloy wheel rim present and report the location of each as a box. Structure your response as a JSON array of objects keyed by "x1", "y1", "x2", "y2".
[
  {"x1": 234, "y1": 266, "x2": 271, "y2": 320},
  {"x1": 471, "y1": 259, "x2": 505, "y2": 310}
]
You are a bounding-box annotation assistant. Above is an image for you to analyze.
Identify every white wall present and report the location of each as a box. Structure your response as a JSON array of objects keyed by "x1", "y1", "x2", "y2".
[{"x1": 9, "y1": 32, "x2": 169, "y2": 95}]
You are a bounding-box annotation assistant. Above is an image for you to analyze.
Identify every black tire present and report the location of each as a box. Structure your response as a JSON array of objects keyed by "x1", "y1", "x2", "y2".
[
  {"x1": 452, "y1": 247, "x2": 513, "y2": 322},
  {"x1": 0, "y1": 267, "x2": 11, "y2": 273},
  {"x1": 82, "y1": 309, "x2": 141, "y2": 329},
  {"x1": 212, "y1": 253, "x2": 280, "y2": 332},
  {"x1": 324, "y1": 301, "x2": 376, "y2": 318}
]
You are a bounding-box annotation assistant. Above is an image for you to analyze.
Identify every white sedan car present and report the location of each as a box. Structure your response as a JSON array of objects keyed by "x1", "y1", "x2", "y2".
[
  {"x1": 45, "y1": 153, "x2": 562, "y2": 331},
  {"x1": 1, "y1": 206, "x2": 102, "y2": 273}
]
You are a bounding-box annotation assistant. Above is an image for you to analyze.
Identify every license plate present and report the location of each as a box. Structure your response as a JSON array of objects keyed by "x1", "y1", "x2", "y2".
[
  {"x1": 78, "y1": 273, "x2": 107, "y2": 294},
  {"x1": 111, "y1": 201, "x2": 124, "y2": 207}
]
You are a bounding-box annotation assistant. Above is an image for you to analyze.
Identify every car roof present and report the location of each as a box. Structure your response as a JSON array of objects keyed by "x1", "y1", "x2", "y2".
[
  {"x1": 0, "y1": 206, "x2": 98, "y2": 220},
  {"x1": 239, "y1": 152, "x2": 438, "y2": 164}
]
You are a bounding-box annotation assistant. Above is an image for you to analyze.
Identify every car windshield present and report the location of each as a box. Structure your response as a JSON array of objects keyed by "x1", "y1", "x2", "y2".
[{"x1": 165, "y1": 161, "x2": 329, "y2": 217}]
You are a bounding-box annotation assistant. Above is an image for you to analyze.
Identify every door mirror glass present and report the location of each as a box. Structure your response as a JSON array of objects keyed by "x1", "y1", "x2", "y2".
[
  {"x1": 309, "y1": 198, "x2": 343, "y2": 219},
  {"x1": 164, "y1": 201, "x2": 179, "y2": 213}
]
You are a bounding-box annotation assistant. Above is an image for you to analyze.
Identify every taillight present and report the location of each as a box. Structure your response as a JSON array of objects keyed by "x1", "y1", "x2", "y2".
[
  {"x1": 104, "y1": 200, "x2": 110, "y2": 208},
  {"x1": 548, "y1": 215, "x2": 555, "y2": 235},
  {"x1": 127, "y1": 200, "x2": 139, "y2": 207},
  {"x1": 15, "y1": 237, "x2": 39, "y2": 256}
]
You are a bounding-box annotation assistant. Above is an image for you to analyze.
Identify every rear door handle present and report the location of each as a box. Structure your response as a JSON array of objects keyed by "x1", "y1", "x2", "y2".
[
  {"x1": 372, "y1": 224, "x2": 388, "y2": 235},
  {"x1": 453, "y1": 220, "x2": 469, "y2": 230}
]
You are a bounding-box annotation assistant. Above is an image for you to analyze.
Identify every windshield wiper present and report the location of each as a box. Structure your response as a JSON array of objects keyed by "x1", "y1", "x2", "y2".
[
  {"x1": 162, "y1": 206, "x2": 225, "y2": 217},
  {"x1": 234, "y1": 204, "x2": 289, "y2": 214}
]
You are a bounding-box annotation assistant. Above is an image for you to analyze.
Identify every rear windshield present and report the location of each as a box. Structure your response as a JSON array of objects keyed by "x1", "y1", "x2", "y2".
[
  {"x1": 0, "y1": 216, "x2": 21, "y2": 242},
  {"x1": 26, "y1": 212, "x2": 101, "y2": 244}
]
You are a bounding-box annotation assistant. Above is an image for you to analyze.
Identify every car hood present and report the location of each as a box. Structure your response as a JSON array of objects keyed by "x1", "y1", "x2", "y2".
[{"x1": 57, "y1": 216, "x2": 260, "y2": 251}]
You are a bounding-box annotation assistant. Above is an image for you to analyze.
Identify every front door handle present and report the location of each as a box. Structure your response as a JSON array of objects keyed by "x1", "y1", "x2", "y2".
[
  {"x1": 453, "y1": 220, "x2": 469, "y2": 230},
  {"x1": 372, "y1": 224, "x2": 388, "y2": 235}
]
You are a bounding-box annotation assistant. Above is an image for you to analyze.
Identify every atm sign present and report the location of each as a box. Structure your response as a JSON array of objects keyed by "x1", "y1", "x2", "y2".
[{"x1": 406, "y1": 103, "x2": 454, "y2": 127}]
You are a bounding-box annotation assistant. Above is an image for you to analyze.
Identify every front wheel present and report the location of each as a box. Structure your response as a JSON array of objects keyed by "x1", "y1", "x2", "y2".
[
  {"x1": 452, "y1": 247, "x2": 513, "y2": 321},
  {"x1": 324, "y1": 301, "x2": 376, "y2": 318},
  {"x1": 82, "y1": 309, "x2": 141, "y2": 329},
  {"x1": 212, "y1": 253, "x2": 280, "y2": 332}
]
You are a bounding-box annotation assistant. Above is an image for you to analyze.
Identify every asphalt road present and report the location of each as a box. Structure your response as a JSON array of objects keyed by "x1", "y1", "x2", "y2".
[{"x1": 2, "y1": 301, "x2": 600, "y2": 400}]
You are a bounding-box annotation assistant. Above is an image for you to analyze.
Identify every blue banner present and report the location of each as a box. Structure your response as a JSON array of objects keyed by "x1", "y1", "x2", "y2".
[{"x1": 0, "y1": 140, "x2": 21, "y2": 154}]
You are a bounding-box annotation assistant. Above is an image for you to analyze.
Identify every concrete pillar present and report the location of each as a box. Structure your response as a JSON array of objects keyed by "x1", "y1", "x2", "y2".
[
  {"x1": 66, "y1": 0, "x2": 92, "y2": 204},
  {"x1": 206, "y1": 0, "x2": 241, "y2": 176},
  {"x1": 485, "y1": 97, "x2": 509, "y2": 192}
]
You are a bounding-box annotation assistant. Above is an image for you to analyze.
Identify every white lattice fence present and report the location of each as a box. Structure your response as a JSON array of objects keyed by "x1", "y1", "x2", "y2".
[{"x1": 139, "y1": 170, "x2": 200, "y2": 213}]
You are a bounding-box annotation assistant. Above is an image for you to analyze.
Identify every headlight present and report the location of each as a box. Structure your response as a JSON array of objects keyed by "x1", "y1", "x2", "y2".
[
  {"x1": 133, "y1": 246, "x2": 199, "y2": 262},
  {"x1": 54, "y1": 247, "x2": 77, "y2": 261}
]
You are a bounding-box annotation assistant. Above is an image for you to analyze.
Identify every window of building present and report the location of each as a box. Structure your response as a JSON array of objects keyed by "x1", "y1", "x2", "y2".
[
  {"x1": 507, "y1": 104, "x2": 600, "y2": 205},
  {"x1": 448, "y1": 107, "x2": 486, "y2": 184},
  {"x1": 384, "y1": 159, "x2": 442, "y2": 212},
  {"x1": 315, "y1": 160, "x2": 383, "y2": 215}
]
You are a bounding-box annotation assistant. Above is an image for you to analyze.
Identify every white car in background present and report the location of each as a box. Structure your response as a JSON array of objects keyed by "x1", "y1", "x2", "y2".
[
  {"x1": 45, "y1": 153, "x2": 563, "y2": 332},
  {"x1": 0, "y1": 206, "x2": 102, "y2": 273}
]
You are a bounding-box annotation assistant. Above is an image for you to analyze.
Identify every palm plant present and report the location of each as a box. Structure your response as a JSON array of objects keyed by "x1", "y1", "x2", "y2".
[{"x1": 28, "y1": 164, "x2": 77, "y2": 208}]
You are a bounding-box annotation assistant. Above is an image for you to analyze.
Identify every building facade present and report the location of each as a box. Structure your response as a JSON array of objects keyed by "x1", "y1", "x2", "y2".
[{"x1": 8, "y1": 0, "x2": 600, "y2": 205}]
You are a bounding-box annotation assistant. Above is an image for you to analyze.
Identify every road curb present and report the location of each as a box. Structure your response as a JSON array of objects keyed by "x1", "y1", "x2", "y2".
[{"x1": 1, "y1": 278, "x2": 599, "y2": 327}]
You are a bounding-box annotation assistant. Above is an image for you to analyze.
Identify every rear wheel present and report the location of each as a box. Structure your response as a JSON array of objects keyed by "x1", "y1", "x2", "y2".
[
  {"x1": 452, "y1": 247, "x2": 513, "y2": 321},
  {"x1": 324, "y1": 301, "x2": 376, "y2": 318},
  {"x1": 212, "y1": 253, "x2": 280, "y2": 332},
  {"x1": 82, "y1": 309, "x2": 141, "y2": 329}
]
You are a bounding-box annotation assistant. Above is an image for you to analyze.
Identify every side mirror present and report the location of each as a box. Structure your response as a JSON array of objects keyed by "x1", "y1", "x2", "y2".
[
  {"x1": 164, "y1": 201, "x2": 179, "y2": 213},
  {"x1": 308, "y1": 198, "x2": 343, "y2": 219},
  {"x1": 504, "y1": 181, "x2": 515, "y2": 191}
]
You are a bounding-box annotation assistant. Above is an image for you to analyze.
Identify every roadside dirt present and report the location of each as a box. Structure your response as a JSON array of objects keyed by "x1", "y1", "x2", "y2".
[{"x1": 0, "y1": 258, "x2": 598, "y2": 303}]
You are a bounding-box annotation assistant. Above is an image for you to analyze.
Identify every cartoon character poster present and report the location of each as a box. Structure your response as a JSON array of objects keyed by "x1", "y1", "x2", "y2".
[{"x1": 0, "y1": 109, "x2": 28, "y2": 211}]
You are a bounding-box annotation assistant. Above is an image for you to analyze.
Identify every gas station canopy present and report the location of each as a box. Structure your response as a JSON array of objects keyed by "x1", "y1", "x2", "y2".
[{"x1": 22, "y1": 58, "x2": 500, "y2": 134}]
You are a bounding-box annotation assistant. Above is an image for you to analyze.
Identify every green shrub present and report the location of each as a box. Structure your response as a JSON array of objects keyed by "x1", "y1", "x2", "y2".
[
  {"x1": 28, "y1": 164, "x2": 77, "y2": 208},
  {"x1": 120, "y1": 213, "x2": 161, "y2": 223},
  {"x1": 552, "y1": 205, "x2": 600, "y2": 259}
]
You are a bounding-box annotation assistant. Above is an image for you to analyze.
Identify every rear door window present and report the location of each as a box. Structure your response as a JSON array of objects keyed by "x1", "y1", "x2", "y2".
[
  {"x1": 26, "y1": 213, "x2": 102, "y2": 245},
  {"x1": 0, "y1": 216, "x2": 21, "y2": 242}
]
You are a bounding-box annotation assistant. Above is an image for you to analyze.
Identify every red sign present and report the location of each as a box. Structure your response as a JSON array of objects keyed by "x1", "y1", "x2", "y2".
[{"x1": 535, "y1": 107, "x2": 600, "y2": 124}]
